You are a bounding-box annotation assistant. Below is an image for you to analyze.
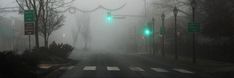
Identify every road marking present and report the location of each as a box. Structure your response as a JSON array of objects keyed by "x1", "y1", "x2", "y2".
[
  {"x1": 173, "y1": 68, "x2": 194, "y2": 74},
  {"x1": 59, "y1": 67, "x2": 67, "y2": 70},
  {"x1": 83, "y1": 66, "x2": 96, "y2": 71},
  {"x1": 151, "y1": 68, "x2": 169, "y2": 72},
  {"x1": 107, "y1": 66, "x2": 120, "y2": 71},
  {"x1": 129, "y1": 67, "x2": 144, "y2": 71},
  {"x1": 68, "y1": 66, "x2": 74, "y2": 70}
]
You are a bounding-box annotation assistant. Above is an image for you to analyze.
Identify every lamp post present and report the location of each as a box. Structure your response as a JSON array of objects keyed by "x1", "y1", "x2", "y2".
[
  {"x1": 161, "y1": 13, "x2": 165, "y2": 57},
  {"x1": 142, "y1": 0, "x2": 149, "y2": 54},
  {"x1": 191, "y1": 0, "x2": 197, "y2": 63},
  {"x1": 173, "y1": 6, "x2": 178, "y2": 60},
  {"x1": 152, "y1": 18, "x2": 155, "y2": 55}
]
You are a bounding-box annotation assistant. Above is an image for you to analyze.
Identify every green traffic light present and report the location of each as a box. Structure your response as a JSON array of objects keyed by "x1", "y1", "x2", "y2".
[
  {"x1": 106, "y1": 12, "x2": 113, "y2": 23},
  {"x1": 144, "y1": 28, "x2": 152, "y2": 36},
  {"x1": 107, "y1": 16, "x2": 112, "y2": 21}
]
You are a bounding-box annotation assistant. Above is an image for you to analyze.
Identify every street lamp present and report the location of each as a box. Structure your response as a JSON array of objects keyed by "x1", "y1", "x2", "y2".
[
  {"x1": 173, "y1": 6, "x2": 178, "y2": 60},
  {"x1": 161, "y1": 13, "x2": 165, "y2": 57},
  {"x1": 191, "y1": 0, "x2": 197, "y2": 63}
]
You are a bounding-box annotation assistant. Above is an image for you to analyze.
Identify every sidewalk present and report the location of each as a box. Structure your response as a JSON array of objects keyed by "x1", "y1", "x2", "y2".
[{"x1": 137, "y1": 53, "x2": 234, "y2": 73}]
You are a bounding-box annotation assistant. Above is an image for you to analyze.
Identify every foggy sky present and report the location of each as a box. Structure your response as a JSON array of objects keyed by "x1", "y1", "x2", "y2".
[
  {"x1": 65, "y1": 0, "x2": 150, "y2": 51},
  {"x1": 0, "y1": 0, "x2": 164, "y2": 52}
]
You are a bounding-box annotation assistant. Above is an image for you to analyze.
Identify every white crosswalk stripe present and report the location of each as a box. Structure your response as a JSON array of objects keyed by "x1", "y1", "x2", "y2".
[
  {"x1": 68, "y1": 66, "x2": 74, "y2": 70},
  {"x1": 83, "y1": 66, "x2": 96, "y2": 71},
  {"x1": 151, "y1": 68, "x2": 169, "y2": 72},
  {"x1": 129, "y1": 67, "x2": 145, "y2": 71},
  {"x1": 59, "y1": 67, "x2": 67, "y2": 70},
  {"x1": 107, "y1": 66, "x2": 120, "y2": 71},
  {"x1": 80, "y1": 66, "x2": 195, "y2": 74},
  {"x1": 173, "y1": 68, "x2": 194, "y2": 74}
]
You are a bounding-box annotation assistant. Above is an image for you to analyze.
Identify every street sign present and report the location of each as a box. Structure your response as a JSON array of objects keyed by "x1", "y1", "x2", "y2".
[
  {"x1": 24, "y1": 10, "x2": 35, "y2": 22},
  {"x1": 188, "y1": 22, "x2": 200, "y2": 32},
  {"x1": 24, "y1": 10, "x2": 35, "y2": 35},
  {"x1": 25, "y1": 23, "x2": 34, "y2": 35},
  {"x1": 24, "y1": 10, "x2": 35, "y2": 51}
]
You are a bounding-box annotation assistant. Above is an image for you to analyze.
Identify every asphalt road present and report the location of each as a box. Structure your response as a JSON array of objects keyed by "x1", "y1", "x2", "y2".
[{"x1": 59, "y1": 52, "x2": 216, "y2": 78}]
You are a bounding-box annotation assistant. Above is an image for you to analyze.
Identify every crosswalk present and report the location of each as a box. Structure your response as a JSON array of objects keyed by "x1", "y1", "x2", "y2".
[
  {"x1": 61, "y1": 66, "x2": 194, "y2": 74},
  {"x1": 151, "y1": 68, "x2": 169, "y2": 72},
  {"x1": 173, "y1": 68, "x2": 194, "y2": 74},
  {"x1": 83, "y1": 66, "x2": 96, "y2": 71},
  {"x1": 129, "y1": 66, "x2": 145, "y2": 71},
  {"x1": 107, "y1": 66, "x2": 120, "y2": 71}
]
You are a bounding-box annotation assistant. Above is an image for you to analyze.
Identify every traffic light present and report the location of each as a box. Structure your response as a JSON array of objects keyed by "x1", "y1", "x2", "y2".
[
  {"x1": 144, "y1": 26, "x2": 153, "y2": 36},
  {"x1": 143, "y1": 22, "x2": 154, "y2": 37},
  {"x1": 144, "y1": 28, "x2": 151, "y2": 36},
  {"x1": 106, "y1": 12, "x2": 113, "y2": 23}
]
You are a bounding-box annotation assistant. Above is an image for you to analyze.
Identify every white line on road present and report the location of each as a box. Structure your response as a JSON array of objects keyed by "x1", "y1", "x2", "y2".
[
  {"x1": 173, "y1": 68, "x2": 194, "y2": 74},
  {"x1": 107, "y1": 66, "x2": 120, "y2": 71},
  {"x1": 68, "y1": 66, "x2": 74, "y2": 70},
  {"x1": 151, "y1": 68, "x2": 169, "y2": 72},
  {"x1": 83, "y1": 66, "x2": 96, "y2": 71},
  {"x1": 129, "y1": 67, "x2": 145, "y2": 71},
  {"x1": 59, "y1": 67, "x2": 67, "y2": 70}
]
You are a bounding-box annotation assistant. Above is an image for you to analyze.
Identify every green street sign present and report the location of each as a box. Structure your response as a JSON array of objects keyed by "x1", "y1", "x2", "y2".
[
  {"x1": 188, "y1": 22, "x2": 200, "y2": 32},
  {"x1": 160, "y1": 26, "x2": 165, "y2": 34},
  {"x1": 24, "y1": 10, "x2": 35, "y2": 22}
]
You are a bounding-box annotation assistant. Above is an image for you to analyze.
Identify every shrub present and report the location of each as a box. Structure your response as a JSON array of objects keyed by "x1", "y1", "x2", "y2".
[
  {"x1": 0, "y1": 51, "x2": 39, "y2": 78},
  {"x1": 49, "y1": 41, "x2": 74, "y2": 59},
  {"x1": 22, "y1": 41, "x2": 74, "y2": 64}
]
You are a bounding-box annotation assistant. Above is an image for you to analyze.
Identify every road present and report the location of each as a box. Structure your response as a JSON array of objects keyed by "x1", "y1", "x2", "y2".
[{"x1": 59, "y1": 52, "x2": 215, "y2": 78}]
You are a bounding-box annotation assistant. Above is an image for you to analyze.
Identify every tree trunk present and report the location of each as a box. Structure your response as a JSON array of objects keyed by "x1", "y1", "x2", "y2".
[
  {"x1": 44, "y1": 34, "x2": 49, "y2": 48},
  {"x1": 43, "y1": 23, "x2": 47, "y2": 48},
  {"x1": 45, "y1": 39, "x2": 48, "y2": 48}
]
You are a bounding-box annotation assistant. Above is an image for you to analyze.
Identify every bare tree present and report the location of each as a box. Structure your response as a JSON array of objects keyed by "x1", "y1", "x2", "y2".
[
  {"x1": 39, "y1": 7, "x2": 65, "y2": 47},
  {"x1": 82, "y1": 13, "x2": 91, "y2": 50},
  {"x1": 72, "y1": 13, "x2": 91, "y2": 50},
  {"x1": 153, "y1": 0, "x2": 191, "y2": 16},
  {"x1": 15, "y1": 0, "x2": 73, "y2": 48},
  {"x1": 72, "y1": 13, "x2": 82, "y2": 47}
]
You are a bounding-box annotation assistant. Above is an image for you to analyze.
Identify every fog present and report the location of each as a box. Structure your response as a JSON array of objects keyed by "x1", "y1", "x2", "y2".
[
  {"x1": 0, "y1": 0, "x2": 174, "y2": 53},
  {"x1": 65, "y1": 0, "x2": 162, "y2": 52}
]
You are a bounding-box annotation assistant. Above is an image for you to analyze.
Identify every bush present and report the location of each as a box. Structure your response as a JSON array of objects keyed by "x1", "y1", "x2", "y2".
[
  {"x1": 49, "y1": 41, "x2": 74, "y2": 59},
  {"x1": 0, "y1": 51, "x2": 39, "y2": 78},
  {"x1": 0, "y1": 42, "x2": 74, "y2": 78},
  {"x1": 24, "y1": 47, "x2": 52, "y2": 63},
  {"x1": 22, "y1": 41, "x2": 74, "y2": 64}
]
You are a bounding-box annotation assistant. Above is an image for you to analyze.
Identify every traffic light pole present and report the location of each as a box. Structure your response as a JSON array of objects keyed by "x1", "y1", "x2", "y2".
[
  {"x1": 174, "y1": 14, "x2": 178, "y2": 60},
  {"x1": 135, "y1": 26, "x2": 138, "y2": 53},
  {"x1": 192, "y1": 7, "x2": 196, "y2": 63},
  {"x1": 152, "y1": 18, "x2": 155, "y2": 55},
  {"x1": 162, "y1": 18, "x2": 165, "y2": 57}
]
